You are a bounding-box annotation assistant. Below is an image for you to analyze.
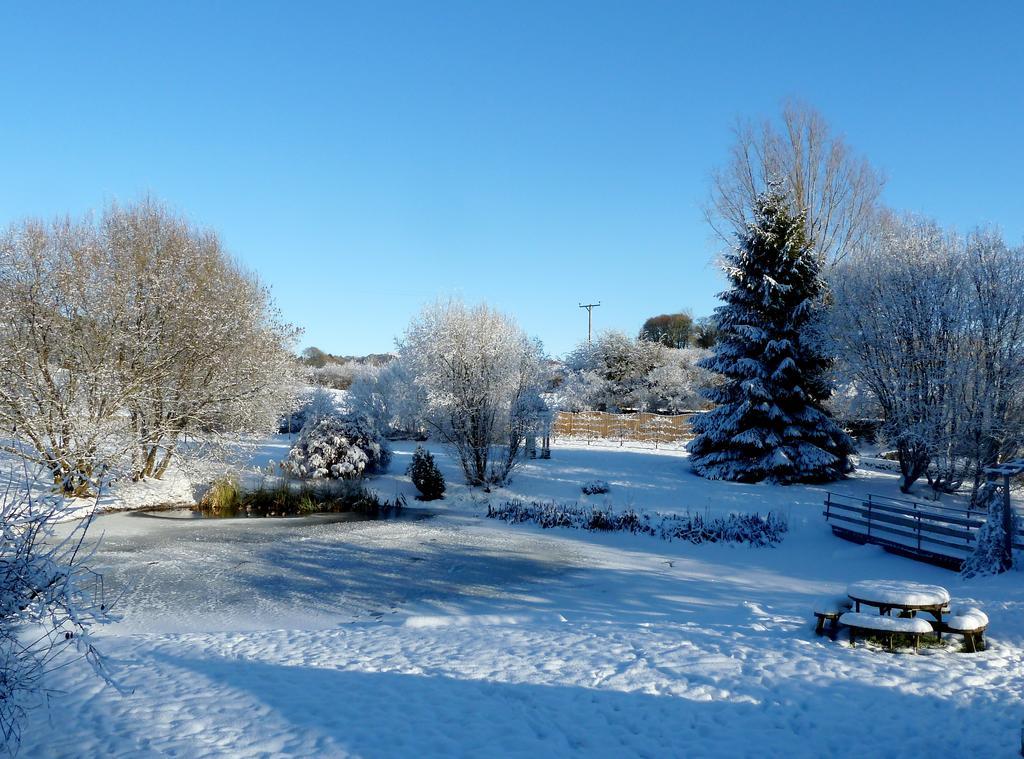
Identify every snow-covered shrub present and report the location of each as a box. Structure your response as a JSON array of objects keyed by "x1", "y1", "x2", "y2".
[
  {"x1": 282, "y1": 414, "x2": 390, "y2": 480},
  {"x1": 561, "y1": 332, "x2": 714, "y2": 414},
  {"x1": 486, "y1": 500, "x2": 787, "y2": 546},
  {"x1": 581, "y1": 480, "x2": 611, "y2": 495},
  {"x1": 408, "y1": 446, "x2": 445, "y2": 501},
  {"x1": 962, "y1": 482, "x2": 1017, "y2": 577},
  {"x1": 563, "y1": 331, "x2": 661, "y2": 412},
  {"x1": 308, "y1": 361, "x2": 361, "y2": 390},
  {"x1": 647, "y1": 347, "x2": 717, "y2": 413},
  {"x1": 659, "y1": 511, "x2": 788, "y2": 547},
  {"x1": 0, "y1": 483, "x2": 115, "y2": 746}
]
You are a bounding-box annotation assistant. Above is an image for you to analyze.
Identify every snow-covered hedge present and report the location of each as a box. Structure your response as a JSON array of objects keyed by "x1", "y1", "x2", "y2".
[
  {"x1": 282, "y1": 414, "x2": 391, "y2": 480},
  {"x1": 581, "y1": 480, "x2": 611, "y2": 495},
  {"x1": 486, "y1": 500, "x2": 787, "y2": 546}
]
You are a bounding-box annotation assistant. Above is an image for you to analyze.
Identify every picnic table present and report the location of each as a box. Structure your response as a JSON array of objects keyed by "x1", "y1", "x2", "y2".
[{"x1": 846, "y1": 580, "x2": 950, "y2": 631}]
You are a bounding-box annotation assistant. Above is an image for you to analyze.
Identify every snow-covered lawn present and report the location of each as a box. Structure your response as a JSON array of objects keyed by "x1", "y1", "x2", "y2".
[
  {"x1": 373, "y1": 439, "x2": 973, "y2": 522},
  {"x1": 18, "y1": 442, "x2": 1024, "y2": 757}
]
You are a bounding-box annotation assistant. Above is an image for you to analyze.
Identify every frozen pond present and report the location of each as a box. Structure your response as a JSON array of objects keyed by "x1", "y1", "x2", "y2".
[{"x1": 66, "y1": 508, "x2": 589, "y2": 635}]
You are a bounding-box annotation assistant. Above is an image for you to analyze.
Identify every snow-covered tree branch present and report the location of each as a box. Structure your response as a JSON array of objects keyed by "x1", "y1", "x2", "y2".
[{"x1": 0, "y1": 477, "x2": 116, "y2": 747}]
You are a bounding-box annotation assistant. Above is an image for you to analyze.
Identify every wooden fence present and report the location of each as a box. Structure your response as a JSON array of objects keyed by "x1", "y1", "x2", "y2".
[
  {"x1": 552, "y1": 411, "x2": 700, "y2": 447},
  {"x1": 824, "y1": 491, "x2": 1024, "y2": 570}
]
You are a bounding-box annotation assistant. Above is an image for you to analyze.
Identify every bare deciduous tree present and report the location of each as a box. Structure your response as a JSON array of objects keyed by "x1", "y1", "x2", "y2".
[
  {"x1": 0, "y1": 200, "x2": 300, "y2": 493},
  {"x1": 101, "y1": 201, "x2": 300, "y2": 481},
  {"x1": 831, "y1": 214, "x2": 1024, "y2": 497},
  {"x1": 707, "y1": 99, "x2": 884, "y2": 266},
  {"x1": 398, "y1": 301, "x2": 544, "y2": 486},
  {"x1": 0, "y1": 219, "x2": 130, "y2": 494}
]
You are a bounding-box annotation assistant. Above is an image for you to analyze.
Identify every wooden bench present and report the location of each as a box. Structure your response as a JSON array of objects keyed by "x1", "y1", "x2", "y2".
[
  {"x1": 813, "y1": 596, "x2": 853, "y2": 636},
  {"x1": 839, "y1": 611, "x2": 934, "y2": 652},
  {"x1": 943, "y1": 607, "x2": 989, "y2": 653}
]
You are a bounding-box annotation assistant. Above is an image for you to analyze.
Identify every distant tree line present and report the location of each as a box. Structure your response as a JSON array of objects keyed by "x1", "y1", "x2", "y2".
[
  {"x1": 298, "y1": 347, "x2": 394, "y2": 390},
  {"x1": 638, "y1": 312, "x2": 718, "y2": 349}
]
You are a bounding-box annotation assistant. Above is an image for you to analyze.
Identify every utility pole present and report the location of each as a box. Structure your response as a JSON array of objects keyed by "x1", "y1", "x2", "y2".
[{"x1": 579, "y1": 302, "x2": 601, "y2": 343}]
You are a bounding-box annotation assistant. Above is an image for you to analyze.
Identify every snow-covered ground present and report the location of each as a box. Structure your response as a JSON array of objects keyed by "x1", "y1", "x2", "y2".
[
  {"x1": 373, "y1": 439, "x2": 982, "y2": 521},
  {"x1": 17, "y1": 441, "x2": 1024, "y2": 758}
]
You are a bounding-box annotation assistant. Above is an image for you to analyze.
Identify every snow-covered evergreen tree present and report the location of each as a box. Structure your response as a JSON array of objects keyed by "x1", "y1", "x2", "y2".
[
  {"x1": 407, "y1": 446, "x2": 445, "y2": 501},
  {"x1": 688, "y1": 186, "x2": 853, "y2": 483},
  {"x1": 962, "y1": 480, "x2": 1017, "y2": 577}
]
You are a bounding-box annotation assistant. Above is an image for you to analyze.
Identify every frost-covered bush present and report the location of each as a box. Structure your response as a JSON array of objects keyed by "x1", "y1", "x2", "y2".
[
  {"x1": 278, "y1": 386, "x2": 338, "y2": 434},
  {"x1": 407, "y1": 446, "x2": 445, "y2": 501},
  {"x1": 486, "y1": 500, "x2": 787, "y2": 546},
  {"x1": 0, "y1": 484, "x2": 115, "y2": 746},
  {"x1": 561, "y1": 333, "x2": 714, "y2": 414},
  {"x1": 659, "y1": 511, "x2": 788, "y2": 547},
  {"x1": 581, "y1": 480, "x2": 611, "y2": 495},
  {"x1": 399, "y1": 301, "x2": 545, "y2": 486},
  {"x1": 347, "y1": 360, "x2": 429, "y2": 440},
  {"x1": 647, "y1": 347, "x2": 716, "y2": 413},
  {"x1": 282, "y1": 414, "x2": 391, "y2": 479}
]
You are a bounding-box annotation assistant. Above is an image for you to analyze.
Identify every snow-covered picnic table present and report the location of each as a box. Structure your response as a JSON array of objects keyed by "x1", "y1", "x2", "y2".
[{"x1": 846, "y1": 579, "x2": 950, "y2": 630}]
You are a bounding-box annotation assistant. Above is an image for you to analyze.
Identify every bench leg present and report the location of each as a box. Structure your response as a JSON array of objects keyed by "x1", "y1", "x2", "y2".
[
  {"x1": 815, "y1": 615, "x2": 825, "y2": 635},
  {"x1": 966, "y1": 633, "x2": 977, "y2": 654}
]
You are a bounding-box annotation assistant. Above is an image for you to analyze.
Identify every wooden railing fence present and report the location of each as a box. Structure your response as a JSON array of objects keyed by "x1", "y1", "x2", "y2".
[
  {"x1": 552, "y1": 411, "x2": 701, "y2": 447},
  {"x1": 824, "y1": 491, "x2": 1024, "y2": 569}
]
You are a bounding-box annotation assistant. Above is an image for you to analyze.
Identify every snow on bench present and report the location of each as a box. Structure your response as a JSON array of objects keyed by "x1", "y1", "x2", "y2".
[
  {"x1": 944, "y1": 606, "x2": 989, "y2": 653},
  {"x1": 840, "y1": 611, "x2": 934, "y2": 652},
  {"x1": 846, "y1": 580, "x2": 950, "y2": 608},
  {"x1": 813, "y1": 596, "x2": 853, "y2": 635},
  {"x1": 945, "y1": 607, "x2": 988, "y2": 631},
  {"x1": 839, "y1": 612, "x2": 934, "y2": 634}
]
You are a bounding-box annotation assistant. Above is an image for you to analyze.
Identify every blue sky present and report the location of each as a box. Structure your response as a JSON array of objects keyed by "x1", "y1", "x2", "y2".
[{"x1": 1, "y1": 2, "x2": 1022, "y2": 357}]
